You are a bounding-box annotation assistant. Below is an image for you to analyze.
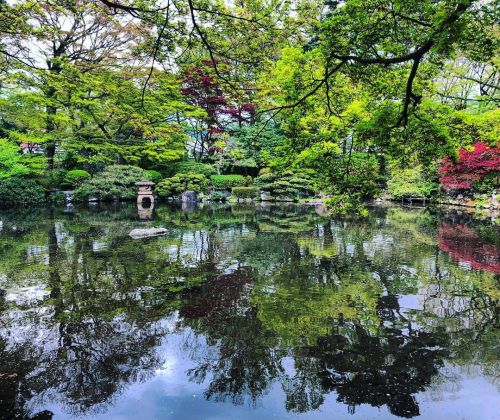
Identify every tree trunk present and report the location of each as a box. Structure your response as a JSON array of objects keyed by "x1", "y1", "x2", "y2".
[
  {"x1": 46, "y1": 86, "x2": 57, "y2": 170},
  {"x1": 45, "y1": 58, "x2": 62, "y2": 169}
]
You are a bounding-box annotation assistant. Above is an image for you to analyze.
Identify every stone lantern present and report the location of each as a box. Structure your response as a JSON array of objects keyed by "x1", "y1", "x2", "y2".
[
  {"x1": 136, "y1": 180, "x2": 155, "y2": 220},
  {"x1": 135, "y1": 180, "x2": 155, "y2": 205}
]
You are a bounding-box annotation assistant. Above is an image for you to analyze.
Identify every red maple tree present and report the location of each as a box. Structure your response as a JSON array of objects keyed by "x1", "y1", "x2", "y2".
[
  {"x1": 181, "y1": 61, "x2": 255, "y2": 158},
  {"x1": 438, "y1": 142, "x2": 500, "y2": 192}
]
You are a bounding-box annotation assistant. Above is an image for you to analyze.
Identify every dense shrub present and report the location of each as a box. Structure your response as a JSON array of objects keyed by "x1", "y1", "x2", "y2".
[
  {"x1": 210, "y1": 191, "x2": 227, "y2": 202},
  {"x1": 41, "y1": 169, "x2": 68, "y2": 190},
  {"x1": 331, "y1": 153, "x2": 380, "y2": 198},
  {"x1": 232, "y1": 186, "x2": 258, "y2": 199},
  {"x1": 0, "y1": 177, "x2": 45, "y2": 207},
  {"x1": 210, "y1": 174, "x2": 247, "y2": 190},
  {"x1": 145, "y1": 170, "x2": 163, "y2": 183},
  {"x1": 172, "y1": 161, "x2": 217, "y2": 178},
  {"x1": 74, "y1": 165, "x2": 146, "y2": 202},
  {"x1": 254, "y1": 170, "x2": 316, "y2": 198},
  {"x1": 47, "y1": 191, "x2": 66, "y2": 205},
  {"x1": 62, "y1": 170, "x2": 91, "y2": 189},
  {"x1": 296, "y1": 147, "x2": 380, "y2": 198},
  {"x1": 156, "y1": 173, "x2": 208, "y2": 198},
  {"x1": 387, "y1": 166, "x2": 436, "y2": 199}
]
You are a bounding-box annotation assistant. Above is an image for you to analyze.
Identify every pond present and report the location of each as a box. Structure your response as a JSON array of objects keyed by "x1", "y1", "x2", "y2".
[{"x1": 0, "y1": 203, "x2": 498, "y2": 419}]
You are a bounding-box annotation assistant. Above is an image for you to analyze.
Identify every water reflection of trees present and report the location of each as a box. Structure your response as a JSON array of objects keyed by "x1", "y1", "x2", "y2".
[
  {"x1": 438, "y1": 223, "x2": 500, "y2": 274},
  {"x1": 178, "y1": 206, "x2": 498, "y2": 418},
  {"x1": 0, "y1": 204, "x2": 498, "y2": 418},
  {"x1": 0, "y1": 205, "x2": 221, "y2": 418}
]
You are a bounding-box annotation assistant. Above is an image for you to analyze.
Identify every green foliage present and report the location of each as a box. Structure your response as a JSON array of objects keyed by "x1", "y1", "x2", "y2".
[
  {"x1": 474, "y1": 172, "x2": 498, "y2": 195},
  {"x1": 210, "y1": 174, "x2": 246, "y2": 190},
  {"x1": 232, "y1": 186, "x2": 258, "y2": 199},
  {"x1": 145, "y1": 170, "x2": 163, "y2": 184},
  {"x1": 212, "y1": 125, "x2": 287, "y2": 171},
  {"x1": 209, "y1": 191, "x2": 227, "y2": 202},
  {"x1": 320, "y1": 152, "x2": 381, "y2": 199},
  {"x1": 62, "y1": 170, "x2": 91, "y2": 189},
  {"x1": 39, "y1": 169, "x2": 68, "y2": 190},
  {"x1": 387, "y1": 165, "x2": 436, "y2": 199},
  {"x1": 73, "y1": 165, "x2": 146, "y2": 202},
  {"x1": 342, "y1": 153, "x2": 381, "y2": 198},
  {"x1": 254, "y1": 170, "x2": 316, "y2": 198},
  {"x1": 171, "y1": 161, "x2": 217, "y2": 178},
  {"x1": 47, "y1": 191, "x2": 66, "y2": 205},
  {"x1": 0, "y1": 177, "x2": 45, "y2": 207},
  {"x1": 156, "y1": 173, "x2": 209, "y2": 198},
  {"x1": 324, "y1": 194, "x2": 368, "y2": 218},
  {"x1": 0, "y1": 140, "x2": 29, "y2": 179},
  {"x1": 1, "y1": 0, "x2": 498, "y2": 208}
]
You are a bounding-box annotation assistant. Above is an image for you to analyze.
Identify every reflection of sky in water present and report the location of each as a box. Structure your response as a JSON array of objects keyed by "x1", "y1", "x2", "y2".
[{"x1": 37, "y1": 329, "x2": 499, "y2": 420}]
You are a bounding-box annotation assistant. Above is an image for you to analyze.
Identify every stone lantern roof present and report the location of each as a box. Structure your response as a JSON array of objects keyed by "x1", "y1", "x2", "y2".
[{"x1": 135, "y1": 180, "x2": 155, "y2": 187}]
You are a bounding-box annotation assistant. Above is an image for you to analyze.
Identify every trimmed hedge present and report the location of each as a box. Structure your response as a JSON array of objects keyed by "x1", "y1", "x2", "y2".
[
  {"x1": 145, "y1": 170, "x2": 163, "y2": 184},
  {"x1": 157, "y1": 173, "x2": 208, "y2": 198},
  {"x1": 210, "y1": 191, "x2": 227, "y2": 202},
  {"x1": 254, "y1": 170, "x2": 316, "y2": 198},
  {"x1": 211, "y1": 174, "x2": 246, "y2": 190},
  {"x1": 0, "y1": 177, "x2": 45, "y2": 207},
  {"x1": 232, "y1": 186, "x2": 258, "y2": 199},
  {"x1": 62, "y1": 169, "x2": 91, "y2": 189}
]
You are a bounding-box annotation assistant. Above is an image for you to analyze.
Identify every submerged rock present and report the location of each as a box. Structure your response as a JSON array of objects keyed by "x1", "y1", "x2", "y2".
[{"x1": 129, "y1": 227, "x2": 168, "y2": 239}]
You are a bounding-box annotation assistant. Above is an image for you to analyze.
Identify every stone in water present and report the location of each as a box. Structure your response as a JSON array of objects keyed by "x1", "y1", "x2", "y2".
[{"x1": 129, "y1": 228, "x2": 167, "y2": 239}]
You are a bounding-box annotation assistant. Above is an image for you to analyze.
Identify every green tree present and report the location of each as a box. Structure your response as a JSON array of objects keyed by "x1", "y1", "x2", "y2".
[{"x1": 0, "y1": 140, "x2": 28, "y2": 178}]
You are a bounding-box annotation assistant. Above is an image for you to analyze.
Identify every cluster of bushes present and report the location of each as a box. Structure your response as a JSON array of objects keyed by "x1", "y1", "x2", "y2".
[
  {"x1": 0, "y1": 157, "x2": 436, "y2": 209},
  {"x1": 145, "y1": 170, "x2": 163, "y2": 184},
  {"x1": 0, "y1": 177, "x2": 45, "y2": 208},
  {"x1": 209, "y1": 191, "x2": 228, "y2": 202},
  {"x1": 0, "y1": 143, "x2": 324, "y2": 205},
  {"x1": 232, "y1": 186, "x2": 258, "y2": 199},
  {"x1": 387, "y1": 166, "x2": 436, "y2": 200},
  {"x1": 156, "y1": 172, "x2": 256, "y2": 200},
  {"x1": 62, "y1": 170, "x2": 91, "y2": 189},
  {"x1": 254, "y1": 170, "x2": 316, "y2": 199},
  {"x1": 35, "y1": 168, "x2": 91, "y2": 190},
  {"x1": 210, "y1": 174, "x2": 248, "y2": 190},
  {"x1": 156, "y1": 173, "x2": 209, "y2": 198},
  {"x1": 171, "y1": 161, "x2": 216, "y2": 178},
  {"x1": 73, "y1": 165, "x2": 147, "y2": 202}
]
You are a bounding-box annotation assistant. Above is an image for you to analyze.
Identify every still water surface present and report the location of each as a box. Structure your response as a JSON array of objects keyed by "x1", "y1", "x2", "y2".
[{"x1": 0, "y1": 203, "x2": 498, "y2": 419}]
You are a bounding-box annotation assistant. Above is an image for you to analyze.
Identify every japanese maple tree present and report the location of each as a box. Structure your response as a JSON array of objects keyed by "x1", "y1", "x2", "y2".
[
  {"x1": 438, "y1": 142, "x2": 500, "y2": 192},
  {"x1": 181, "y1": 61, "x2": 255, "y2": 159}
]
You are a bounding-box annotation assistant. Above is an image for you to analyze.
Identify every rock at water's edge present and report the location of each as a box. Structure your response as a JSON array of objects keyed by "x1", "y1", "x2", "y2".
[
  {"x1": 182, "y1": 190, "x2": 198, "y2": 202},
  {"x1": 129, "y1": 227, "x2": 168, "y2": 239}
]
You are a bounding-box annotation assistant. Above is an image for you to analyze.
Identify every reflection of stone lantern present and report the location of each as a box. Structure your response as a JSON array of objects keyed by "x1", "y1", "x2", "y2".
[{"x1": 136, "y1": 180, "x2": 155, "y2": 220}]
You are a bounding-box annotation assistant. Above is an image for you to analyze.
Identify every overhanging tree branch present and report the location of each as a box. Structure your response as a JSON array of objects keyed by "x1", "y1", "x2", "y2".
[{"x1": 264, "y1": 0, "x2": 476, "y2": 126}]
